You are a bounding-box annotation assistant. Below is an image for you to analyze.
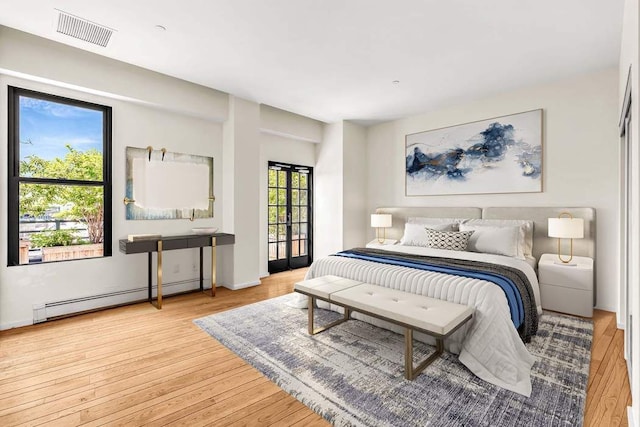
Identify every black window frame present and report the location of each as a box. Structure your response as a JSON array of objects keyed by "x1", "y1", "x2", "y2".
[{"x1": 7, "y1": 86, "x2": 113, "y2": 266}]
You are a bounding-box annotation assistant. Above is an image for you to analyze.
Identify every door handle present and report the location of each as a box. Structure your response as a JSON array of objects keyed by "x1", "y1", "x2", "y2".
[{"x1": 287, "y1": 212, "x2": 292, "y2": 227}]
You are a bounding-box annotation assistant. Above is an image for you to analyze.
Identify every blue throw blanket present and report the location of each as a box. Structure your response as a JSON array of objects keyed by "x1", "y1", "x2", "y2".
[{"x1": 334, "y1": 249, "x2": 537, "y2": 340}]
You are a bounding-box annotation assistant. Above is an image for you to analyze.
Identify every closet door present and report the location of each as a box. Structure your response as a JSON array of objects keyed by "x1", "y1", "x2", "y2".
[{"x1": 620, "y1": 72, "x2": 633, "y2": 381}]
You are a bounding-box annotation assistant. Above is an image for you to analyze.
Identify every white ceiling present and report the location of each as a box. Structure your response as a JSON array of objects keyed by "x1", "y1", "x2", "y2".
[{"x1": 0, "y1": 0, "x2": 625, "y2": 124}]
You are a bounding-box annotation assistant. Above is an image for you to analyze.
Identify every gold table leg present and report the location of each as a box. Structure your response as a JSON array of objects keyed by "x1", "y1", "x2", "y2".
[
  {"x1": 211, "y1": 237, "x2": 216, "y2": 297},
  {"x1": 151, "y1": 240, "x2": 163, "y2": 309}
]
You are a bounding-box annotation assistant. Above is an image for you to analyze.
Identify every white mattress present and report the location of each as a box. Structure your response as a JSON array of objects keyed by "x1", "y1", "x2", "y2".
[{"x1": 297, "y1": 245, "x2": 541, "y2": 397}]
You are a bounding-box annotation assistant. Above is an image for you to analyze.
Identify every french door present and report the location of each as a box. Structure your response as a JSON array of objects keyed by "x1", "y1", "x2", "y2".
[{"x1": 268, "y1": 161, "x2": 313, "y2": 274}]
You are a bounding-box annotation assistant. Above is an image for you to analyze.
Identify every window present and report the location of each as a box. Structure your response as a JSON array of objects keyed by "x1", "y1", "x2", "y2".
[{"x1": 8, "y1": 87, "x2": 112, "y2": 265}]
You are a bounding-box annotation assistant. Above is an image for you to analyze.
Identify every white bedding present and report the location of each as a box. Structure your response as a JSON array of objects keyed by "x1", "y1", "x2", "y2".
[{"x1": 300, "y1": 244, "x2": 542, "y2": 397}]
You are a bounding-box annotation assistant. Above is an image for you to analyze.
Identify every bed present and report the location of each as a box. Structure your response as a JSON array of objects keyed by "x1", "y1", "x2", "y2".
[{"x1": 300, "y1": 206, "x2": 596, "y2": 397}]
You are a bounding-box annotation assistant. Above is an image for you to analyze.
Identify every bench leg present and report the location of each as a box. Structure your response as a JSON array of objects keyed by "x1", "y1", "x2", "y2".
[
  {"x1": 404, "y1": 328, "x2": 444, "y2": 380},
  {"x1": 307, "y1": 296, "x2": 350, "y2": 335}
]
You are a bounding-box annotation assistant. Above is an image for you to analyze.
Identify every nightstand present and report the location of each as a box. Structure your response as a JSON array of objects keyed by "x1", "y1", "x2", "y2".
[
  {"x1": 538, "y1": 253, "x2": 593, "y2": 317},
  {"x1": 365, "y1": 239, "x2": 398, "y2": 248}
]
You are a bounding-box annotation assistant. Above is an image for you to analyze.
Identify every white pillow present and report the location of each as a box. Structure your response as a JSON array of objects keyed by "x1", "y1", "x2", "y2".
[
  {"x1": 458, "y1": 224, "x2": 523, "y2": 259},
  {"x1": 407, "y1": 217, "x2": 463, "y2": 230},
  {"x1": 400, "y1": 222, "x2": 456, "y2": 246},
  {"x1": 460, "y1": 223, "x2": 525, "y2": 259},
  {"x1": 461, "y1": 219, "x2": 533, "y2": 257}
]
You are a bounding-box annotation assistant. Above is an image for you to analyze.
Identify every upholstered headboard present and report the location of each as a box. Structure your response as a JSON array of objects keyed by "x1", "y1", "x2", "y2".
[
  {"x1": 374, "y1": 206, "x2": 596, "y2": 261},
  {"x1": 375, "y1": 207, "x2": 482, "y2": 242},
  {"x1": 482, "y1": 207, "x2": 596, "y2": 261}
]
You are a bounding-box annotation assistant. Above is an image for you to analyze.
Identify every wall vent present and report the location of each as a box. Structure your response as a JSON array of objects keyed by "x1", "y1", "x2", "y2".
[{"x1": 56, "y1": 10, "x2": 114, "y2": 47}]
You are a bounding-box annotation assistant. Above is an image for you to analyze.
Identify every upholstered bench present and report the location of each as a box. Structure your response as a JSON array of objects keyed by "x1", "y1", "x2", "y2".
[{"x1": 294, "y1": 275, "x2": 474, "y2": 380}]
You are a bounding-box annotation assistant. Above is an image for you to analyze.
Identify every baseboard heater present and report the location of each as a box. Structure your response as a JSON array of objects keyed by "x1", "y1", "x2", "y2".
[{"x1": 33, "y1": 278, "x2": 210, "y2": 323}]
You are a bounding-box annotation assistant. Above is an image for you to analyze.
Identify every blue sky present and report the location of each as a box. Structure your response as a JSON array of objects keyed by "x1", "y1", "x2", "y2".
[{"x1": 19, "y1": 96, "x2": 103, "y2": 162}]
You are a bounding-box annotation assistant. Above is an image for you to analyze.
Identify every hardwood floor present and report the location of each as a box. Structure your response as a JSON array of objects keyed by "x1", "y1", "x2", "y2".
[
  {"x1": 585, "y1": 309, "x2": 632, "y2": 426},
  {"x1": 0, "y1": 269, "x2": 630, "y2": 426}
]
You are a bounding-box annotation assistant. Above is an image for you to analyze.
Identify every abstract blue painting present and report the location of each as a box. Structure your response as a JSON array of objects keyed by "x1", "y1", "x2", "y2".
[{"x1": 405, "y1": 109, "x2": 542, "y2": 196}]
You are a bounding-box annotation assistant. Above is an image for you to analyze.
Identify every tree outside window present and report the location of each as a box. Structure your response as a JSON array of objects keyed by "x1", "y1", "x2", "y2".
[{"x1": 8, "y1": 87, "x2": 112, "y2": 265}]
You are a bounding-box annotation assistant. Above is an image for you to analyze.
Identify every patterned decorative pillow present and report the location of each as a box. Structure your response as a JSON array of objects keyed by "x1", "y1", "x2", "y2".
[{"x1": 424, "y1": 228, "x2": 474, "y2": 251}]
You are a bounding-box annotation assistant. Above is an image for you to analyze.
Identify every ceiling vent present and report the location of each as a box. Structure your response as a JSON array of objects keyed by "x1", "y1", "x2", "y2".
[{"x1": 56, "y1": 10, "x2": 114, "y2": 47}]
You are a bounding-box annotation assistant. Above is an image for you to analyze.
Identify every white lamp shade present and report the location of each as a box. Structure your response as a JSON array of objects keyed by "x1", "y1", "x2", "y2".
[
  {"x1": 548, "y1": 217, "x2": 584, "y2": 239},
  {"x1": 371, "y1": 214, "x2": 392, "y2": 228}
]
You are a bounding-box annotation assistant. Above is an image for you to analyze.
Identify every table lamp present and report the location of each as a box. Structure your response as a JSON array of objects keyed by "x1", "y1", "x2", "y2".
[
  {"x1": 371, "y1": 214, "x2": 392, "y2": 244},
  {"x1": 548, "y1": 213, "x2": 584, "y2": 264}
]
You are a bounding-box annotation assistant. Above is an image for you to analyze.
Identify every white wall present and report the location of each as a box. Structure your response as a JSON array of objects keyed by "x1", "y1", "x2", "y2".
[
  {"x1": 220, "y1": 96, "x2": 261, "y2": 289},
  {"x1": 619, "y1": 0, "x2": 639, "y2": 423},
  {"x1": 366, "y1": 68, "x2": 620, "y2": 312},
  {"x1": 260, "y1": 104, "x2": 323, "y2": 143},
  {"x1": 0, "y1": 26, "x2": 228, "y2": 122},
  {"x1": 343, "y1": 122, "x2": 368, "y2": 248},
  {"x1": 314, "y1": 120, "x2": 369, "y2": 258},
  {"x1": 315, "y1": 122, "x2": 344, "y2": 258}
]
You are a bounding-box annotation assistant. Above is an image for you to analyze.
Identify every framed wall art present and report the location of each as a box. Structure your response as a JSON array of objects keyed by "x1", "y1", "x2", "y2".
[{"x1": 405, "y1": 109, "x2": 543, "y2": 196}]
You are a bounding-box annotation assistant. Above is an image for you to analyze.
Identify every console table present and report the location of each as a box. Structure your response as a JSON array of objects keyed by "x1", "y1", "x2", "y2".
[{"x1": 118, "y1": 232, "x2": 235, "y2": 309}]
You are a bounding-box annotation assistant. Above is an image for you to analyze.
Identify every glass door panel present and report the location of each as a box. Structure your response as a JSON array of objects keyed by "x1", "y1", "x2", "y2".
[{"x1": 268, "y1": 162, "x2": 313, "y2": 273}]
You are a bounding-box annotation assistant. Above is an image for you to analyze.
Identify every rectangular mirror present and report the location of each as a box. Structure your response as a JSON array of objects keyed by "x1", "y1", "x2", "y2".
[{"x1": 125, "y1": 146, "x2": 213, "y2": 220}]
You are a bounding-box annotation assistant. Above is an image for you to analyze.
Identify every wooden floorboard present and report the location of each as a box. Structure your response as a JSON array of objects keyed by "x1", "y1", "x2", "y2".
[{"x1": 0, "y1": 268, "x2": 630, "y2": 426}]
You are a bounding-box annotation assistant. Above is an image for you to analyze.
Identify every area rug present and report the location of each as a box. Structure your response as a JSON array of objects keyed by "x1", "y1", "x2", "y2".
[{"x1": 194, "y1": 294, "x2": 592, "y2": 426}]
